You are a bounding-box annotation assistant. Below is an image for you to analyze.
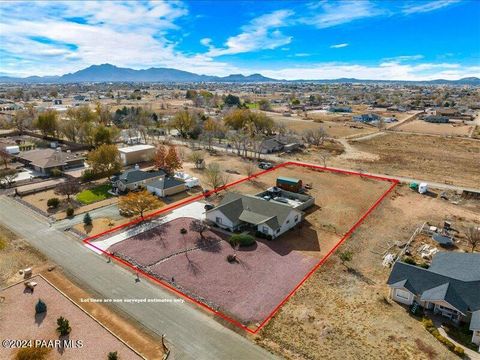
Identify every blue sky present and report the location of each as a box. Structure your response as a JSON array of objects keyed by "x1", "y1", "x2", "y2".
[{"x1": 0, "y1": 0, "x2": 479, "y2": 80}]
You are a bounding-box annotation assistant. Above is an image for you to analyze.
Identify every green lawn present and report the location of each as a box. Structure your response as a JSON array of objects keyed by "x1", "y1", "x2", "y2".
[
  {"x1": 76, "y1": 184, "x2": 113, "y2": 205},
  {"x1": 245, "y1": 102, "x2": 259, "y2": 109}
]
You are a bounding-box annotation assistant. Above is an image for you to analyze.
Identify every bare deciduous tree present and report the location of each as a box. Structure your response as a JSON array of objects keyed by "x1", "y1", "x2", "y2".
[
  {"x1": 204, "y1": 163, "x2": 223, "y2": 190},
  {"x1": 303, "y1": 127, "x2": 327, "y2": 146},
  {"x1": 466, "y1": 226, "x2": 480, "y2": 253}
]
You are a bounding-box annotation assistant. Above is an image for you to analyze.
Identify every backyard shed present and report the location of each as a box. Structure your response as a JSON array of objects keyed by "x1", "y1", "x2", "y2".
[{"x1": 276, "y1": 177, "x2": 302, "y2": 193}]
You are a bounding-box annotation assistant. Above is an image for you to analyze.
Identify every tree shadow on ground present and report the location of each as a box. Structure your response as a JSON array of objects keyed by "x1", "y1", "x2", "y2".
[
  {"x1": 35, "y1": 311, "x2": 46, "y2": 326},
  {"x1": 185, "y1": 254, "x2": 202, "y2": 276},
  {"x1": 196, "y1": 236, "x2": 222, "y2": 253},
  {"x1": 347, "y1": 267, "x2": 376, "y2": 285}
]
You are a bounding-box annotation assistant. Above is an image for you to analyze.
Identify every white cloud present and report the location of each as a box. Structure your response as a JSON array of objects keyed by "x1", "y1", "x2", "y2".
[
  {"x1": 205, "y1": 10, "x2": 294, "y2": 56},
  {"x1": 402, "y1": 0, "x2": 460, "y2": 15},
  {"x1": 0, "y1": 1, "x2": 240, "y2": 77},
  {"x1": 256, "y1": 62, "x2": 480, "y2": 81},
  {"x1": 383, "y1": 54, "x2": 424, "y2": 62},
  {"x1": 330, "y1": 43, "x2": 349, "y2": 49},
  {"x1": 302, "y1": 1, "x2": 385, "y2": 29}
]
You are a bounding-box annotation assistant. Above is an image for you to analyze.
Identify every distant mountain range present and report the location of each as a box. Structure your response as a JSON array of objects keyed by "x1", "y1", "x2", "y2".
[{"x1": 0, "y1": 63, "x2": 479, "y2": 85}]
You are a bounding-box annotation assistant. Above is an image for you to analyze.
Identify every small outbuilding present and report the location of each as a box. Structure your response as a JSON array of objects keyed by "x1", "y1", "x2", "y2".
[
  {"x1": 118, "y1": 144, "x2": 155, "y2": 166},
  {"x1": 276, "y1": 177, "x2": 302, "y2": 193}
]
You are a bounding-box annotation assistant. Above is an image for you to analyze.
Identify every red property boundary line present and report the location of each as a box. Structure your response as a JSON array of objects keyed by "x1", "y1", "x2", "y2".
[{"x1": 83, "y1": 161, "x2": 399, "y2": 334}]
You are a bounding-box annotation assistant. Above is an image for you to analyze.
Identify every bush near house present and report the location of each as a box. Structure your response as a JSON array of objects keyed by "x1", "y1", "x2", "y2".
[
  {"x1": 76, "y1": 184, "x2": 112, "y2": 205},
  {"x1": 422, "y1": 318, "x2": 465, "y2": 357},
  {"x1": 229, "y1": 234, "x2": 256, "y2": 247},
  {"x1": 35, "y1": 299, "x2": 47, "y2": 314}
]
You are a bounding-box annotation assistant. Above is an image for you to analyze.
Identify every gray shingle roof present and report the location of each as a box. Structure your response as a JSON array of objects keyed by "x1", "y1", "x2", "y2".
[
  {"x1": 208, "y1": 192, "x2": 299, "y2": 230},
  {"x1": 420, "y1": 283, "x2": 469, "y2": 314},
  {"x1": 147, "y1": 176, "x2": 185, "y2": 190},
  {"x1": 428, "y1": 252, "x2": 480, "y2": 282},
  {"x1": 387, "y1": 253, "x2": 480, "y2": 313},
  {"x1": 118, "y1": 169, "x2": 165, "y2": 184}
]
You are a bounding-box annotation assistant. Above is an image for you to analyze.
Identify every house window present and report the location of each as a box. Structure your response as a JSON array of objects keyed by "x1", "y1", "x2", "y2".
[
  {"x1": 395, "y1": 289, "x2": 411, "y2": 300},
  {"x1": 262, "y1": 226, "x2": 269, "y2": 234},
  {"x1": 216, "y1": 217, "x2": 222, "y2": 224},
  {"x1": 286, "y1": 220, "x2": 290, "y2": 224},
  {"x1": 294, "y1": 215, "x2": 299, "y2": 222},
  {"x1": 276, "y1": 229, "x2": 281, "y2": 234}
]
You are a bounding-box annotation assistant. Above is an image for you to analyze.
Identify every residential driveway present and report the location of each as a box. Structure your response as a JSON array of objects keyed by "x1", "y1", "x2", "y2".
[
  {"x1": 0, "y1": 196, "x2": 277, "y2": 360},
  {"x1": 89, "y1": 201, "x2": 206, "y2": 253}
]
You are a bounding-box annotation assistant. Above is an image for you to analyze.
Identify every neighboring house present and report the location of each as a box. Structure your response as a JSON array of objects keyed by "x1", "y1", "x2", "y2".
[
  {"x1": 260, "y1": 138, "x2": 284, "y2": 154},
  {"x1": 328, "y1": 106, "x2": 352, "y2": 113},
  {"x1": 112, "y1": 169, "x2": 165, "y2": 192},
  {"x1": 205, "y1": 192, "x2": 304, "y2": 239},
  {"x1": 424, "y1": 115, "x2": 450, "y2": 123},
  {"x1": 16, "y1": 148, "x2": 84, "y2": 175},
  {"x1": 353, "y1": 113, "x2": 381, "y2": 123},
  {"x1": 387, "y1": 252, "x2": 480, "y2": 348},
  {"x1": 259, "y1": 136, "x2": 304, "y2": 154},
  {"x1": 118, "y1": 144, "x2": 155, "y2": 166},
  {"x1": 146, "y1": 177, "x2": 186, "y2": 197}
]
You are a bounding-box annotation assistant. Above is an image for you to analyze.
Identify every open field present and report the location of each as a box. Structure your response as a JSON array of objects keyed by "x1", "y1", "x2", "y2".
[
  {"x1": 267, "y1": 111, "x2": 377, "y2": 138},
  {"x1": 0, "y1": 225, "x2": 48, "y2": 287},
  {"x1": 344, "y1": 133, "x2": 480, "y2": 188},
  {"x1": 395, "y1": 119, "x2": 474, "y2": 136},
  {"x1": 88, "y1": 163, "x2": 393, "y2": 330},
  {"x1": 0, "y1": 275, "x2": 142, "y2": 360},
  {"x1": 257, "y1": 185, "x2": 479, "y2": 360}
]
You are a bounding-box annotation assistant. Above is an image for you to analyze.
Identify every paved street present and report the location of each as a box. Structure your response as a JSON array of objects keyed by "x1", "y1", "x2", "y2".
[{"x1": 0, "y1": 196, "x2": 277, "y2": 360}]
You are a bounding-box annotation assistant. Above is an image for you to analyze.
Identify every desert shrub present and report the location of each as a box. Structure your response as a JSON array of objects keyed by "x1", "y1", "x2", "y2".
[
  {"x1": 229, "y1": 234, "x2": 255, "y2": 247},
  {"x1": 15, "y1": 347, "x2": 51, "y2": 360},
  {"x1": 35, "y1": 299, "x2": 47, "y2": 314},
  {"x1": 47, "y1": 197, "x2": 60, "y2": 208},
  {"x1": 420, "y1": 262, "x2": 430, "y2": 269},
  {"x1": 66, "y1": 207, "x2": 74, "y2": 217},
  {"x1": 422, "y1": 318, "x2": 463, "y2": 356},
  {"x1": 0, "y1": 236, "x2": 6, "y2": 250},
  {"x1": 453, "y1": 346, "x2": 465, "y2": 357},
  {"x1": 83, "y1": 212, "x2": 92, "y2": 226},
  {"x1": 81, "y1": 169, "x2": 96, "y2": 182},
  {"x1": 226, "y1": 254, "x2": 237, "y2": 263},
  {"x1": 108, "y1": 351, "x2": 118, "y2": 360},
  {"x1": 56, "y1": 316, "x2": 71, "y2": 336}
]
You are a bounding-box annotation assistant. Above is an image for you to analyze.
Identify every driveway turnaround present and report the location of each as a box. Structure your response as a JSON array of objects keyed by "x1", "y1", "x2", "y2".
[{"x1": 0, "y1": 196, "x2": 276, "y2": 360}]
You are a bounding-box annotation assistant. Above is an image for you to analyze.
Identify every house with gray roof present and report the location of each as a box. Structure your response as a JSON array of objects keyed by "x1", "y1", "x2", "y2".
[
  {"x1": 205, "y1": 192, "x2": 304, "y2": 239},
  {"x1": 111, "y1": 169, "x2": 166, "y2": 192},
  {"x1": 387, "y1": 252, "x2": 480, "y2": 348},
  {"x1": 146, "y1": 176, "x2": 187, "y2": 197}
]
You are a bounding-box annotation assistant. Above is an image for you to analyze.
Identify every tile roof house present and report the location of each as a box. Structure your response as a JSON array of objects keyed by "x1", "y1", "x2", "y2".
[
  {"x1": 17, "y1": 148, "x2": 85, "y2": 175},
  {"x1": 387, "y1": 252, "x2": 480, "y2": 348},
  {"x1": 205, "y1": 192, "x2": 304, "y2": 239}
]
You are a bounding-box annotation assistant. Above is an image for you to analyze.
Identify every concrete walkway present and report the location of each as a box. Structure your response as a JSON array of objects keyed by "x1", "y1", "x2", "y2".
[{"x1": 0, "y1": 196, "x2": 277, "y2": 360}]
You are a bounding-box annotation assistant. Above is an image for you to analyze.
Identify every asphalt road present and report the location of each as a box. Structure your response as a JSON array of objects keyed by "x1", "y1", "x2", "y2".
[{"x1": 0, "y1": 196, "x2": 277, "y2": 360}]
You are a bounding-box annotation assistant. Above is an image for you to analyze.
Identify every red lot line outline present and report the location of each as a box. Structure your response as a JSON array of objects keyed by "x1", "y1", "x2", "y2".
[{"x1": 84, "y1": 161, "x2": 398, "y2": 334}]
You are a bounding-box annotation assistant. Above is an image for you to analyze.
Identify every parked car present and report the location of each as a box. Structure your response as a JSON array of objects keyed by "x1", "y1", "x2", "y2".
[{"x1": 258, "y1": 162, "x2": 273, "y2": 170}]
